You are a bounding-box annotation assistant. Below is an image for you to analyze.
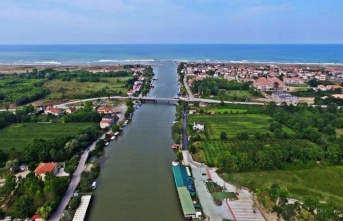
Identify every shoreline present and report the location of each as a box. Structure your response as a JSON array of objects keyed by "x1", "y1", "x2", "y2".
[{"x1": 1, "y1": 60, "x2": 343, "y2": 74}]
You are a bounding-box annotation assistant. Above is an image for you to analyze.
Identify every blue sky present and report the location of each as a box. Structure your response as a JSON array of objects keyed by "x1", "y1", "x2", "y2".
[{"x1": 0, "y1": 0, "x2": 342, "y2": 44}]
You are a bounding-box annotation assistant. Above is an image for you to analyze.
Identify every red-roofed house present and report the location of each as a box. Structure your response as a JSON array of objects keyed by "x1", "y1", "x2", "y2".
[
  {"x1": 97, "y1": 106, "x2": 115, "y2": 114},
  {"x1": 253, "y1": 77, "x2": 287, "y2": 91},
  {"x1": 44, "y1": 106, "x2": 62, "y2": 116},
  {"x1": 100, "y1": 115, "x2": 118, "y2": 129},
  {"x1": 34, "y1": 162, "x2": 58, "y2": 180}
]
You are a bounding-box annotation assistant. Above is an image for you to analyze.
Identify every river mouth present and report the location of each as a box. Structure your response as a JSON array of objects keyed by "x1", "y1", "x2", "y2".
[{"x1": 87, "y1": 61, "x2": 184, "y2": 221}]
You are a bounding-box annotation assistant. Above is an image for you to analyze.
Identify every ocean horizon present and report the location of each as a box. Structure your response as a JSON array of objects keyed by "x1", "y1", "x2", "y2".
[{"x1": 0, "y1": 44, "x2": 343, "y2": 65}]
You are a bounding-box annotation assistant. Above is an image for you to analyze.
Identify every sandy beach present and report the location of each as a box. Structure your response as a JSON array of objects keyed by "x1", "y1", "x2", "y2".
[
  {"x1": 0, "y1": 62, "x2": 343, "y2": 75},
  {"x1": 0, "y1": 64, "x2": 128, "y2": 74}
]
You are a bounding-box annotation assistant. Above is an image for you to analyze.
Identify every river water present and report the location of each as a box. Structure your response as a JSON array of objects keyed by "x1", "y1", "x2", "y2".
[{"x1": 87, "y1": 61, "x2": 184, "y2": 221}]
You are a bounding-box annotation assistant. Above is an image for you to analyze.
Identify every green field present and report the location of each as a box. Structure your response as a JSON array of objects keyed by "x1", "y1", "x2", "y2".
[
  {"x1": 209, "y1": 107, "x2": 247, "y2": 114},
  {"x1": 199, "y1": 139, "x2": 315, "y2": 166},
  {"x1": 223, "y1": 166, "x2": 343, "y2": 211},
  {"x1": 189, "y1": 114, "x2": 272, "y2": 139},
  {"x1": 0, "y1": 123, "x2": 98, "y2": 151},
  {"x1": 44, "y1": 77, "x2": 130, "y2": 99}
]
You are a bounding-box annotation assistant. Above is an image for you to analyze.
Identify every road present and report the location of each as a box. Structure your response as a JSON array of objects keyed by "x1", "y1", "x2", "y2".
[
  {"x1": 183, "y1": 75, "x2": 194, "y2": 99},
  {"x1": 49, "y1": 106, "x2": 126, "y2": 221}
]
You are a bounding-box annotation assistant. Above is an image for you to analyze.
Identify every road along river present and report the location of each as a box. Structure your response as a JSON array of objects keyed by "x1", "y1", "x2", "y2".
[{"x1": 87, "y1": 61, "x2": 184, "y2": 221}]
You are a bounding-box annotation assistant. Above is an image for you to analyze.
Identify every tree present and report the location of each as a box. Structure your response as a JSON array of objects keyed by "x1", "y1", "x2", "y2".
[
  {"x1": 36, "y1": 201, "x2": 56, "y2": 219},
  {"x1": 69, "y1": 196, "x2": 81, "y2": 210},
  {"x1": 269, "y1": 121, "x2": 282, "y2": 132},
  {"x1": 236, "y1": 131, "x2": 249, "y2": 140},
  {"x1": 5, "y1": 159, "x2": 19, "y2": 173},
  {"x1": 176, "y1": 151, "x2": 183, "y2": 162},
  {"x1": 220, "y1": 131, "x2": 227, "y2": 140},
  {"x1": 112, "y1": 124, "x2": 119, "y2": 132},
  {"x1": 13, "y1": 195, "x2": 34, "y2": 218},
  {"x1": 272, "y1": 205, "x2": 283, "y2": 221}
]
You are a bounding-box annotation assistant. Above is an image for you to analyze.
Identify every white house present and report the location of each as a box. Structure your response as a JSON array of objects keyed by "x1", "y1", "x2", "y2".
[{"x1": 193, "y1": 122, "x2": 204, "y2": 132}]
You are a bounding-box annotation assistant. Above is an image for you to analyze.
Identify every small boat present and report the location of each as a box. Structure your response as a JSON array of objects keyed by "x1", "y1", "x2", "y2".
[
  {"x1": 105, "y1": 142, "x2": 109, "y2": 146},
  {"x1": 111, "y1": 136, "x2": 115, "y2": 140},
  {"x1": 114, "y1": 132, "x2": 120, "y2": 136},
  {"x1": 92, "y1": 181, "x2": 97, "y2": 190},
  {"x1": 172, "y1": 161, "x2": 179, "y2": 166}
]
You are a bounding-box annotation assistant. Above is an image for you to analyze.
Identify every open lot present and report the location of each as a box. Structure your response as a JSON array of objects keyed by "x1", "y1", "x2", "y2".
[
  {"x1": 0, "y1": 123, "x2": 97, "y2": 151},
  {"x1": 223, "y1": 166, "x2": 343, "y2": 211},
  {"x1": 44, "y1": 77, "x2": 130, "y2": 99}
]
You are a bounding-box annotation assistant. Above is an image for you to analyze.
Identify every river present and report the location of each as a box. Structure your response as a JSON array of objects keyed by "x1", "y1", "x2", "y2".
[{"x1": 87, "y1": 61, "x2": 184, "y2": 221}]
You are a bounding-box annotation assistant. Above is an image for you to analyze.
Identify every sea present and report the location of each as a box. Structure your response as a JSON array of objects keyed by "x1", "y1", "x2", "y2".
[{"x1": 0, "y1": 44, "x2": 343, "y2": 65}]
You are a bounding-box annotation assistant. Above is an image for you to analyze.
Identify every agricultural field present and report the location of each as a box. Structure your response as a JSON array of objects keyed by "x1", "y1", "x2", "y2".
[
  {"x1": 199, "y1": 139, "x2": 316, "y2": 166},
  {"x1": 222, "y1": 166, "x2": 343, "y2": 211},
  {"x1": 189, "y1": 113, "x2": 295, "y2": 140},
  {"x1": 0, "y1": 123, "x2": 98, "y2": 151},
  {"x1": 44, "y1": 77, "x2": 130, "y2": 99}
]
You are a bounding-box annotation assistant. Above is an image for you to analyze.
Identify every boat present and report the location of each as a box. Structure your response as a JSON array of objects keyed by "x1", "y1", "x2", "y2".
[
  {"x1": 92, "y1": 181, "x2": 97, "y2": 190},
  {"x1": 105, "y1": 142, "x2": 109, "y2": 146},
  {"x1": 111, "y1": 136, "x2": 115, "y2": 140},
  {"x1": 114, "y1": 132, "x2": 120, "y2": 136},
  {"x1": 152, "y1": 77, "x2": 158, "y2": 80},
  {"x1": 172, "y1": 161, "x2": 179, "y2": 166},
  {"x1": 120, "y1": 126, "x2": 125, "y2": 130}
]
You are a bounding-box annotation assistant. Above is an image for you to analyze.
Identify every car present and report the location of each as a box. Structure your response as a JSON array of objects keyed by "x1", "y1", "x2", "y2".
[{"x1": 202, "y1": 173, "x2": 206, "y2": 176}]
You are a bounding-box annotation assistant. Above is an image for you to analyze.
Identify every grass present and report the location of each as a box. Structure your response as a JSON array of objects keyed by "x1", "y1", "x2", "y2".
[
  {"x1": 44, "y1": 77, "x2": 130, "y2": 99},
  {"x1": 213, "y1": 192, "x2": 238, "y2": 200},
  {"x1": 0, "y1": 123, "x2": 98, "y2": 151},
  {"x1": 209, "y1": 108, "x2": 247, "y2": 114},
  {"x1": 189, "y1": 114, "x2": 272, "y2": 139},
  {"x1": 204, "y1": 90, "x2": 256, "y2": 101},
  {"x1": 222, "y1": 166, "x2": 343, "y2": 211}
]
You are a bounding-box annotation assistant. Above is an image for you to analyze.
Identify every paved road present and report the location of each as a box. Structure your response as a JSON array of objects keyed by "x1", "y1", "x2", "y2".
[
  {"x1": 49, "y1": 138, "x2": 97, "y2": 221},
  {"x1": 183, "y1": 75, "x2": 194, "y2": 99},
  {"x1": 182, "y1": 104, "x2": 188, "y2": 151},
  {"x1": 49, "y1": 109, "x2": 126, "y2": 221},
  {"x1": 182, "y1": 150, "x2": 265, "y2": 221}
]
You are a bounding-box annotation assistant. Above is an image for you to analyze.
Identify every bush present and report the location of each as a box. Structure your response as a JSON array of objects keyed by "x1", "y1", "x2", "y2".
[{"x1": 69, "y1": 196, "x2": 81, "y2": 210}]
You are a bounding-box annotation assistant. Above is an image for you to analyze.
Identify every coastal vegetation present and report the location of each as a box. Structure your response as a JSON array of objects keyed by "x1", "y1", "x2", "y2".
[{"x1": 0, "y1": 65, "x2": 149, "y2": 108}]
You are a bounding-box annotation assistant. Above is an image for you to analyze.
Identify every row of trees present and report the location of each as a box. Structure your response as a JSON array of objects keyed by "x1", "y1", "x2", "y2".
[{"x1": 191, "y1": 78, "x2": 251, "y2": 97}]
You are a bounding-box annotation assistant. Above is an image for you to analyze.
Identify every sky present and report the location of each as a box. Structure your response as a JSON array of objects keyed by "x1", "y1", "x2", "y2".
[{"x1": 0, "y1": 0, "x2": 343, "y2": 44}]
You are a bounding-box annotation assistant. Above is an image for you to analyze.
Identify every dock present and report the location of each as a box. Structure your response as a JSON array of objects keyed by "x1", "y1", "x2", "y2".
[
  {"x1": 172, "y1": 165, "x2": 198, "y2": 219},
  {"x1": 72, "y1": 195, "x2": 92, "y2": 221}
]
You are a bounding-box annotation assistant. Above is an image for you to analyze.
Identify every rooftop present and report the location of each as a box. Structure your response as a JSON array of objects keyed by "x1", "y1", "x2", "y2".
[
  {"x1": 177, "y1": 186, "x2": 196, "y2": 217},
  {"x1": 34, "y1": 162, "x2": 57, "y2": 174}
]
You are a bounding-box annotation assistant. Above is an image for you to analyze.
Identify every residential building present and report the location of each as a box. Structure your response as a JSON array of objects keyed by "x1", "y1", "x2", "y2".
[
  {"x1": 34, "y1": 162, "x2": 58, "y2": 180},
  {"x1": 44, "y1": 106, "x2": 62, "y2": 116},
  {"x1": 97, "y1": 106, "x2": 115, "y2": 114}
]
